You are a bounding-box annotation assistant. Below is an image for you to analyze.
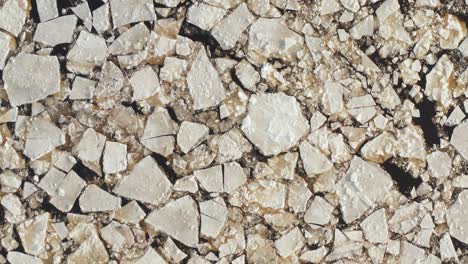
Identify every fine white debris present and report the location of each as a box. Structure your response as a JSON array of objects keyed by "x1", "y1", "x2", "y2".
[
  {"x1": 241, "y1": 93, "x2": 309, "y2": 156},
  {"x1": 3, "y1": 53, "x2": 60, "y2": 106}
]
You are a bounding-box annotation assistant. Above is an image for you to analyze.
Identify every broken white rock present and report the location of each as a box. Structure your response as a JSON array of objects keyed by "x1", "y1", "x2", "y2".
[
  {"x1": 426, "y1": 151, "x2": 451, "y2": 178},
  {"x1": 451, "y1": 121, "x2": 468, "y2": 161},
  {"x1": 92, "y1": 3, "x2": 111, "y2": 34},
  {"x1": 235, "y1": 60, "x2": 260, "y2": 91},
  {"x1": 24, "y1": 118, "x2": 65, "y2": 160},
  {"x1": 36, "y1": 0, "x2": 58, "y2": 22},
  {"x1": 130, "y1": 66, "x2": 162, "y2": 101},
  {"x1": 304, "y1": 196, "x2": 334, "y2": 225},
  {"x1": 288, "y1": 178, "x2": 312, "y2": 213},
  {"x1": 200, "y1": 197, "x2": 227, "y2": 238},
  {"x1": 446, "y1": 190, "x2": 468, "y2": 244},
  {"x1": 4, "y1": 53, "x2": 60, "y2": 106},
  {"x1": 79, "y1": 184, "x2": 121, "y2": 212},
  {"x1": 300, "y1": 141, "x2": 333, "y2": 175},
  {"x1": 67, "y1": 31, "x2": 108, "y2": 74},
  {"x1": 187, "y1": 3, "x2": 226, "y2": 31},
  {"x1": 114, "y1": 201, "x2": 146, "y2": 224},
  {"x1": 73, "y1": 128, "x2": 106, "y2": 172},
  {"x1": 114, "y1": 156, "x2": 172, "y2": 206},
  {"x1": 69, "y1": 76, "x2": 96, "y2": 100},
  {"x1": 72, "y1": 1, "x2": 92, "y2": 31},
  {"x1": 187, "y1": 47, "x2": 226, "y2": 110},
  {"x1": 425, "y1": 54, "x2": 454, "y2": 107},
  {"x1": 109, "y1": 23, "x2": 150, "y2": 55},
  {"x1": 0, "y1": 31, "x2": 13, "y2": 70},
  {"x1": 17, "y1": 213, "x2": 49, "y2": 256},
  {"x1": 211, "y1": 3, "x2": 255, "y2": 50},
  {"x1": 0, "y1": 0, "x2": 28, "y2": 36},
  {"x1": 300, "y1": 246, "x2": 328, "y2": 263},
  {"x1": 223, "y1": 161, "x2": 247, "y2": 193},
  {"x1": 145, "y1": 195, "x2": 199, "y2": 247},
  {"x1": 100, "y1": 221, "x2": 135, "y2": 250},
  {"x1": 7, "y1": 252, "x2": 42, "y2": 264},
  {"x1": 274, "y1": 227, "x2": 305, "y2": 257},
  {"x1": 177, "y1": 121, "x2": 209, "y2": 153},
  {"x1": 194, "y1": 165, "x2": 223, "y2": 193},
  {"x1": 103, "y1": 141, "x2": 127, "y2": 174},
  {"x1": 336, "y1": 157, "x2": 393, "y2": 223},
  {"x1": 110, "y1": 0, "x2": 156, "y2": 28},
  {"x1": 174, "y1": 176, "x2": 198, "y2": 193},
  {"x1": 241, "y1": 92, "x2": 309, "y2": 156},
  {"x1": 248, "y1": 18, "x2": 304, "y2": 61},
  {"x1": 360, "y1": 208, "x2": 389, "y2": 244},
  {"x1": 34, "y1": 15, "x2": 77, "y2": 47}
]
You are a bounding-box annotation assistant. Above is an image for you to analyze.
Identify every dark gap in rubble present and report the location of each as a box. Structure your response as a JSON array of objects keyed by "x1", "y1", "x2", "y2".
[
  {"x1": 230, "y1": 67, "x2": 246, "y2": 90},
  {"x1": 30, "y1": 0, "x2": 40, "y2": 23},
  {"x1": 414, "y1": 98, "x2": 440, "y2": 147},
  {"x1": 165, "y1": 105, "x2": 180, "y2": 123},
  {"x1": 443, "y1": 106, "x2": 456, "y2": 138},
  {"x1": 72, "y1": 161, "x2": 99, "y2": 182},
  {"x1": 150, "y1": 153, "x2": 178, "y2": 184},
  {"x1": 86, "y1": 0, "x2": 105, "y2": 11},
  {"x1": 136, "y1": 201, "x2": 152, "y2": 215},
  {"x1": 382, "y1": 160, "x2": 422, "y2": 198},
  {"x1": 50, "y1": 43, "x2": 69, "y2": 57},
  {"x1": 122, "y1": 101, "x2": 144, "y2": 115},
  {"x1": 11, "y1": 228, "x2": 25, "y2": 253},
  {"x1": 57, "y1": 0, "x2": 83, "y2": 12},
  {"x1": 397, "y1": 0, "x2": 412, "y2": 15},
  {"x1": 41, "y1": 197, "x2": 68, "y2": 219},
  {"x1": 0, "y1": 206, "x2": 5, "y2": 224},
  {"x1": 150, "y1": 233, "x2": 167, "y2": 248},
  {"x1": 451, "y1": 235, "x2": 468, "y2": 252}
]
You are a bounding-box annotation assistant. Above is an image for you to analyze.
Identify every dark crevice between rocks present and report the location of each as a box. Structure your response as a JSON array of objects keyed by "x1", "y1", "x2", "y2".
[
  {"x1": 382, "y1": 160, "x2": 422, "y2": 198},
  {"x1": 86, "y1": 0, "x2": 105, "y2": 11},
  {"x1": 57, "y1": 0, "x2": 83, "y2": 12},
  {"x1": 451, "y1": 235, "x2": 468, "y2": 252},
  {"x1": 30, "y1": 0, "x2": 41, "y2": 23},
  {"x1": 165, "y1": 105, "x2": 180, "y2": 123},
  {"x1": 121, "y1": 101, "x2": 144, "y2": 116},
  {"x1": 150, "y1": 153, "x2": 178, "y2": 184},
  {"x1": 72, "y1": 160, "x2": 99, "y2": 182},
  {"x1": 41, "y1": 196, "x2": 68, "y2": 220},
  {"x1": 413, "y1": 98, "x2": 440, "y2": 147}
]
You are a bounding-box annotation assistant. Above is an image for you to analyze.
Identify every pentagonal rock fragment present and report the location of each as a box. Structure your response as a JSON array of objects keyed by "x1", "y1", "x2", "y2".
[
  {"x1": 177, "y1": 121, "x2": 209, "y2": 153},
  {"x1": 241, "y1": 93, "x2": 309, "y2": 156},
  {"x1": 66, "y1": 31, "x2": 108, "y2": 74},
  {"x1": 79, "y1": 184, "x2": 121, "y2": 212},
  {"x1": 34, "y1": 15, "x2": 77, "y2": 46},
  {"x1": 24, "y1": 119, "x2": 65, "y2": 160},
  {"x1": 113, "y1": 156, "x2": 172, "y2": 206},
  {"x1": 145, "y1": 196, "x2": 199, "y2": 247},
  {"x1": 4, "y1": 53, "x2": 60, "y2": 106},
  {"x1": 200, "y1": 197, "x2": 227, "y2": 238}
]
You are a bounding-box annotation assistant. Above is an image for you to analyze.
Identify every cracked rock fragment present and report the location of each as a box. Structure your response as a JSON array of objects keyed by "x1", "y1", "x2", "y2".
[
  {"x1": 110, "y1": 0, "x2": 156, "y2": 28},
  {"x1": 0, "y1": 0, "x2": 28, "y2": 36},
  {"x1": 145, "y1": 195, "x2": 199, "y2": 247},
  {"x1": 113, "y1": 156, "x2": 172, "y2": 206},
  {"x1": 79, "y1": 184, "x2": 121, "y2": 212},
  {"x1": 336, "y1": 157, "x2": 393, "y2": 223},
  {"x1": 187, "y1": 47, "x2": 226, "y2": 110},
  {"x1": 33, "y1": 15, "x2": 77, "y2": 46},
  {"x1": 200, "y1": 197, "x2": 227, "y2": 238},
  {"x1": 24, "y1": 118, "x2": 65, "y2": 160},
  {"x1": 4, "y1": 53, "x2": 60, "y2": 106},
  {"x1": 177, "y1": 121, "x2": 209, "y2": 153},
  {"x1": 66, "y1": 31, "x2": 108, "y2": 74},
  {"x1": 17, "y1": 213, "x2": 49, "y2": 256},
  {"x1": 103, "y1": 141, "x2": 127, "y2": 174},
  {"x1": 241, "y1": 93, "x2": 309, "y2": 156}
]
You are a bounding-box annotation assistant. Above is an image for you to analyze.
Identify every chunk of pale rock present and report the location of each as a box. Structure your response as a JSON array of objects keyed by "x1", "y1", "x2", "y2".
[
  {"x1": 34, "y1": 15, "x2": 77, "y2": 46},
  {"x1": 400, "y1": 241, "x2": 426, "y2": 264},
  {"x1": 0, "y1": 107, "x2": 18, "y2": 123},
  {"x1": 73, "y1": 128, "x2": 106, "y2": 172},
  {"x1": 114, "y1": 201, "x2": 146, "y2": 224},
  {"x1": 109, "y1": 23, "x2": 150, "y2": 55},
  {"x1": 321, "y1": 81, "x2": 344, "y2": 115},
  {"x1": 174, "y1": 176, "x2": 198, "y2": 193},
  {"x1": 425, "y1": 54, "x2": 454, "y2": 107},
  {"x1": 68, "y1": 223, "x2": 109, "y2": 263},
  {"x1": 360, "y1": 132, "x2": 397, "y2": 163},
  {"x1": 24, "y1": 119, "x2": 65, "y2": 160},
  {"x1": 320, "y1": 0, "x2": 341, "y2": 15},
  {"x1": 446, "y1": 106, "x2": 465, "y2": 126},
  {"x1": 211, "y1": 3, "x2": 255, "y2": 50},
  {"x1": 17, "y1": 213, "x2": 49, "y2": 256},
  {"x1": 36, "y1": 0, "x2": 58, "y2": 21},
  {"x1": 51, "y1": 151, "x2": 76, "y2": 172},
  {"x1": 7, "y1": 252, "x2": 42, "y2": 264},
  {"x1": 103, "y1": 141, "x2": 127, "y2": 174},
  {"x1": 350, "y1": 16, "x2": 374, "y2": 39},
  {"x1": 141, "y1": 108, "x2": 177, "y2": 139},
  {"x1": 114, "y1": 156, "x2": 172, "y2": 205},
  {"x1": 200, "y1": 197, "x2": 227, "y2": 238},
  {"x1": 300, "y1": 141, "x2": 333, "y2": 175},
  {"x1": 446, "y1": 190, "x2": 468, "y2": 244},
  {"x1": 235, "y1": 60, "x2": 260, "y2": 91},
  {"x1": 69, "y1": 76, "x2": 96, "y2": 100},
  {"x1": 187, "y1": 47, "x2": 226, "y2": 110},
  {"x1": 223, "y1": 162, "x2": 247, "y2": 193},
  {"x1": 397, "y1": 126, "x2": 426, "y2": 160},
  {"x1": 274, "y1": 227, "x2": 305, "y2": 257},
  {"x1": 451, "y1": 122, "x2": 468, "y2": 161},
  {"x1": 1, "y1": 193, "x2": 24, "y2": 223},
  {"x1": 110, "y1": 0, "x2": 156, "y2": 28},
  {"x1": 360, "y1": 208, "x2": 388, "y2": 244},
  {"x1": 131, "y1": 247, "x2": 168, "y2": 264},
  {"x1": 67, "y1": 31, "x2": 108, "y2": 74},
  {"x1": 248, "y1": 18, "x2": 303, "y2": 61},
  {"x1": 288, "y1": 178, "x2": 312, "y2": 213},
  {"x1": 304, "y1": 196, "x2": 334, "y2": 225},
  {"x1": 100, "y1": 221, "x2": 135, "y2": 250},
  {"x1": 336, "y1": 157, "x2": 393, "y2": 223},
  {"x1": 187, "y1": 3, "x2": 226, "y2": 31},
  {"x1": 145, "y1": 195, "x2": 199, "y2": 247},
  {"x1": 79, "y1": 185, "x2": 121, "y2": 212},
  {"x1": 426, "y1": 151, "x2": 451, "y2": 178},
  {"x1": 440, "y1": 14, "x2": 467, "y2": 50},
  {"x1": 460, "y1": 37, "x2": 468, "y2": 57},
  {"x1": 70, "y1": 2, "x2": 91, "y2": 32},
  {"x1": 241, "y1": 93, "x2": 309, "y2": 156},
  {"x1": 92, "y1": 3, "x2": 111, "y2": 34},
  {"x1": 155, "y1": 0, "x2": 181, "y2": 7},
  {"x1": 247, "y1": 179, "x2": 287, "y2": 209},
  {"x1": 194, "y1": 165, "x2": 223, "y2": 193},
  {"x1": 340, "y1": 0, "x2": 359, "y2": 12},
  {"x1": 0, "y1": 0, "x2": 28, "y2": 36},
  {"x1": 177, "y1": 121, "x2": 209, "y2": 153},
  {"x1": 162, "y1": 238, "x2": 188, "y2": 263},
  {"x1": 52, "y1": 222, "x2": 68, "y2": 240},
  {"x1": 0, "y1": 171, "x2": 21, "y2": 193},
  {"x1": 0, "y1": 31, "x2": 13, "y2": 70},
  {"x1": 95, "y1": 61, "x2": 125, "y2": 97},
  {"x1": 160, "y1": 57, "x2": 188, "y2": 82},
  {"x1": 440, "y1": 233, "x2": 458, "y2": 261},
  {"x1": 4, "y1": 53, "x2": 60, "y2": 106},
  {"x1": 300, "y1": 247, "x2": 328, "y2": 263},
  {"x1": 268, "y1": 152, "x2": 298, "y2": 180},
  {"x1": 212, "y1": 128, "x2": 251, "y2": 163}
]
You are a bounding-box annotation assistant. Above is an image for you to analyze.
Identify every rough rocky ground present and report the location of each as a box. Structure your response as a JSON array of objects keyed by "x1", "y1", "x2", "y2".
[{"x1": 0, "y1": 0, "x2": 467, "y2": 263}]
